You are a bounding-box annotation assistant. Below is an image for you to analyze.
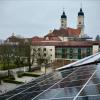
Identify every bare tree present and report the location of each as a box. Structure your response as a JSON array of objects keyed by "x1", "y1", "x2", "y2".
[
  {"x1": 23, "y1": 42, "x2": 33, "y2": 72},
  {"x1": 0, "y1": 43, "x2": 28, "y2": 73},
  {"x1": 31, "y1": 47, "x2": 51, "y2": 74},
  {"x1": 0, "y1": 44, "x2": 13, "y2": 76}
]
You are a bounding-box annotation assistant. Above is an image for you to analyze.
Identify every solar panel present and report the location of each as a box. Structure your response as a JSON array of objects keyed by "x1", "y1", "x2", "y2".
[
  {"x1": 0, "y1": 60, "x2": 100, "y2": 100},
  {"x1": 32, "y1": 64, "x2": 100, "y2": 100}
]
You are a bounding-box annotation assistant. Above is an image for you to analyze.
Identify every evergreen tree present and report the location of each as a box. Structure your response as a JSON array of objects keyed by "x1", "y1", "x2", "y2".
[{"x1": 95, "y1": 35, "x2": 100, "y2": 41}]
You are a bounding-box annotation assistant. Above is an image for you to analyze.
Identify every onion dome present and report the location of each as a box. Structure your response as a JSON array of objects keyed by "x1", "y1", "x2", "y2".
[
  {"x1": 61, "y1": 11, "x2": 67, "y2": 18},
  {"x1": 78, "y1": 8, "x2": 84, "y2": 16}
]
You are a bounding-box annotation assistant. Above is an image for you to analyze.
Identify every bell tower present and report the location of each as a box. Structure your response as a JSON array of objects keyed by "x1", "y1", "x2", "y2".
[
  {"x1": 77, "y1": 8, "x2": 84, "y2": 37},
  {"x1": 61, "y1": 11, "x2": 67, "y2": 29}
]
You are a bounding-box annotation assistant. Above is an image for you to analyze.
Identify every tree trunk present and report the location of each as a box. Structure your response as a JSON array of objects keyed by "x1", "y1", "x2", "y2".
[{"x1": 28, "y1": 58, "x2": 31, "y2": 72}]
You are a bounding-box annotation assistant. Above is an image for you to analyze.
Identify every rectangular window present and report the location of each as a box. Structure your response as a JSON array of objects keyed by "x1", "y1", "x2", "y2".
[
  {"x1": 44, "y1": 53, "x2": 46, "y2": 57},
  {"x1": 67, "y1": 48, "x2": 70, "y2": 53},
  {"x1": 55, "y1": 47, "x2": 62, "y2": 58},
  {"x1": 78, "y1": 48, "x2": 81, "y2": 59},
  {"x1": 81, "y1": 48, "x2": 87, "y2": 58},
  {"x1": 38, "y1": 48, "x2": 41, "y2": 51},
  {"x1": 62, "y1": 48, "x2": 67, "y2": 58},
  {"x1": 43, "y1": 48, "x2": 46, "y2": 51},
  {"x1": 50, "y1": 49, "x2": 52, "y2": 51},
  {"x1": 38, "y1": 53, "x2": 40, "y2": 56},
  {"x1": 70, "y1": 54, "x2": 73, "y2": 59},
  {"x1": 86, "y1": 48, "x2": 92, "y2": 56},
  {"x1": 70, "y1": 48, "x2": 73, "y2": 53},
  {"x1": 73, "y1": 48, "x2": 78, "y2": 53}
]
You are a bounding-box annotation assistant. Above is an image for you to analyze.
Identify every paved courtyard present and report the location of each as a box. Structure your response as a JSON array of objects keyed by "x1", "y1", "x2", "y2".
[
  {"x1": 0, "y1": 76, "x2": 36, "y2": 95},
  {"x1": 15, "y1": 76, "x2": 36, "y2": 83},
  {"x1": 0, "y1": 82, "x2": 20, "y2": 94},
  {"x1": 0, "y1": 66, "x2": 53, "y2": 95}
]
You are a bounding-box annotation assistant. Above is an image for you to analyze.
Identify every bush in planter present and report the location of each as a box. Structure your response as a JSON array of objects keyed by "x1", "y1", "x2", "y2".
[
  {"x1": 17, "y1": 72, "x2": 40, "y2": 77},
  {"x1": 0, "y1": 75, "x2": 15, "y2": 81},
  {"x1": 3, "y1": 79, "x2": 24, "y2": 84},
  {"x1": 17, "y1": 71, "x2": 24, "y2": 77},
  {"x1": 17, "y1": 73, "x2": 23, "y2": 78},
  {"x1": 23, "y1": 72, "x2": 40, "y2": 77},
  {"x1": 17, "y1": 71, "x2": 24, "y2": 78}
]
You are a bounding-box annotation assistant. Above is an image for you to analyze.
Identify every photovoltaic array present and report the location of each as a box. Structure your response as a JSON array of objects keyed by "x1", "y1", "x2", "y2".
[{"x1": 0, "y1": 63, "x2": 100, "y2": 100}]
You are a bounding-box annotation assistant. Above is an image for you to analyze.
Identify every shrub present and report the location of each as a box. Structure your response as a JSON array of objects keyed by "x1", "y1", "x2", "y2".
[
  {"x1": 17, "y1": 72, "x2": 40, "y2": 77},
  {"x1": 3, "y1": 79, "x2": 24, "y2": 84},
  {"x1": 23, "y1": 72, "x2": 40, "y2": 77},
  {"x1": 0, "y1": 76, "x2": 8, "y2": 80},
  {"x1": 0, "y1": 74, "x2": 15, "y2": 80},
  {"x1": 8, "y1": 75, "x2": 15, "y2": 80},
  {"x1": 17, "y1": 73, "x2": 23, "y2": 78},
  {"x1": 17, "y1": 71, "x2": 24, "y2": 78},
  {"x1": 2, "y1": 75, "x2": 23, "y2": 84}
]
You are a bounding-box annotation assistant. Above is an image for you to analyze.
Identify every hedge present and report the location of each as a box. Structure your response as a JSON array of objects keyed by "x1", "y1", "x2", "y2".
[
  {"x1": 18, "y1": 72, "x2": 40, "y2": 78},
  {"x1": 0, "y1": 75, "x2": 15, "y2": 80},
  {"x1": 2, "y1": 75, "x2": 23, "y2": 84},
  {"x1": 3, "y1": 79, "x2": 24, "y2": 84}
]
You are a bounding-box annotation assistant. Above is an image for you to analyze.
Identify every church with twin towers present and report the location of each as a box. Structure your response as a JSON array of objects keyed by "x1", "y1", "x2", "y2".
[
  {"x1": 43, "y1": 7, "x2": 87, "y2": 42},
  {"x1": 30, "y1": 7, "x2": 99, "y2": 62},
  {"x1": 60, "y1": 7, "x2": 84, "y2": 38},
  {"x1": 8, "y1": 7, "x2": 86, "y2": 43}
]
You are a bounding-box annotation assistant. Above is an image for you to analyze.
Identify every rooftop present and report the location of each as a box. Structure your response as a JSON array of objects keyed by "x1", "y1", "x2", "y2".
[
  {"x1": 45, "y1": 28, "x2": 81, "y2": 37},
  {"x1": 32, "y1": 40, "x2": 100, "y2": 46}
]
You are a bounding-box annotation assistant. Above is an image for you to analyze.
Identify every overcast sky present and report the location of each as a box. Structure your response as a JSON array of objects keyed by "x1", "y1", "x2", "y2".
[{"x1": 0, "y1": 0, "x2": 100, "y2": 40}]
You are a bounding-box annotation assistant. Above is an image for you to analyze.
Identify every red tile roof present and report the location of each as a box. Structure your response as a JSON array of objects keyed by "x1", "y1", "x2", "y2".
[
  {"x1": 67, "y1": 27, "x2": 81, "y2": 36},
  {"x1": 32, "y1": 40, "x2": 99, "y2": 47},
  {"x1": 32, "y1": 35, "x2": 61, "y2": 43},
  {"x1": 32, "y1": 27, "x2": 81, "y2": 43},
  {"x1": 45, "y1": 28, "x2": 81, "y2": 37},
  {"x1": 44, "y1": 36, "x2": 61, "y2": 41},
  {"x1": 32, "y1": 36, "x2": 44, "y2": 42}
]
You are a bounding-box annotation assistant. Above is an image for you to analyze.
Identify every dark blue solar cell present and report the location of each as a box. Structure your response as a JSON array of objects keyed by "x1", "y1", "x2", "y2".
[
  {"x1": 51, "y1": 97, "x2": 73, "y2": 100},
  {"x1": 79, "y1": 84, "x2": 100, "y2": 96},
  {"x1": 76, "y1": 95, "x2": 100, "y2": 100}
]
